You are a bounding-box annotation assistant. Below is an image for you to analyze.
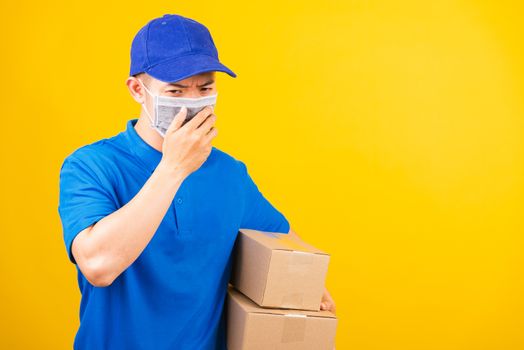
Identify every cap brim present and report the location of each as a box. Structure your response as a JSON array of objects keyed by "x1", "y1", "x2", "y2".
[{"x1": 145, "y1": 53, "x2": 237, "y2": 83}]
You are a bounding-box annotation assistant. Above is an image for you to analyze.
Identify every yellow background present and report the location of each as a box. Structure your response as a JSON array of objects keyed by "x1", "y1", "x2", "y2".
[{"x1": 1, "y1": 1, "x2": 523, "y2": 349}]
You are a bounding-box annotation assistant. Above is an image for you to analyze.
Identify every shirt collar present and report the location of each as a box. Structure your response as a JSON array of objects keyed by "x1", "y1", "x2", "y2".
[{"x1": 123, "y1": 119, "x2": 163, "y2": 173}]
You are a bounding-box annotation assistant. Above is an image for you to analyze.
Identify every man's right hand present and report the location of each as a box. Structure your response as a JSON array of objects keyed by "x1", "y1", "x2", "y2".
[{"x1": 159, "y1": 105, "x2": 218, "y2": 178}]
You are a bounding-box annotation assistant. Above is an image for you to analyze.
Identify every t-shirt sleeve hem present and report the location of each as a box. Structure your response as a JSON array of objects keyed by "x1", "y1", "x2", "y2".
[{"x1": 64, "y1": 215, "x2": 108, "y2": 265}]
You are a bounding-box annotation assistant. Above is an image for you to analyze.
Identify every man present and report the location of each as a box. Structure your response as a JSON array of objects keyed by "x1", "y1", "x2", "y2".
[{"x1": 58, "y1": 14, "x2": 335, "y2": 349}]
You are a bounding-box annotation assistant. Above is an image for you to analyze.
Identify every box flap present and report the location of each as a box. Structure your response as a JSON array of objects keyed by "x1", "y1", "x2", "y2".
[
  {"x1": 238, "y1": 229, "x2": 329, "y2": 255},
  {"x1": 228, "y1": 286, "x2": 336, "y2": 319}
]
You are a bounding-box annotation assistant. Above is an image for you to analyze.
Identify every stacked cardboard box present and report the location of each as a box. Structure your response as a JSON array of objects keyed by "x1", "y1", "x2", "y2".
[{"x1": 227, "y1": 229, "x2": 338, "y2": 349}]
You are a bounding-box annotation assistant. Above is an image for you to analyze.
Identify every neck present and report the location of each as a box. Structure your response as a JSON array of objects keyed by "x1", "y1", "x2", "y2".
[{"x1": 134, "y1": 110, "x2": 164, "y2": 152}]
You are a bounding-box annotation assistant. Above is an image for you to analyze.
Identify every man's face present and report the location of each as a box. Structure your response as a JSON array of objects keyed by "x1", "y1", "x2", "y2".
[{"x1": 135, "y1": 71, "x2": 217, "y2": 124}]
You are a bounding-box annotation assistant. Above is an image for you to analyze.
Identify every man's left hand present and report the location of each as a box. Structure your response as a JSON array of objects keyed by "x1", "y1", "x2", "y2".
[{"x1": 320, "y1": 287, "x2": 336, "y2": 314}]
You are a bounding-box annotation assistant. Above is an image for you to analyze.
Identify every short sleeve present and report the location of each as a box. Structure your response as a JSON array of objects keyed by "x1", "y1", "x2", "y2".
[
  {"x1": 58, "y1": 155, "x2": 118, "y2": 264},
  {"x1": 238, "y1": 161, "x2": 290, "y2": 234}
]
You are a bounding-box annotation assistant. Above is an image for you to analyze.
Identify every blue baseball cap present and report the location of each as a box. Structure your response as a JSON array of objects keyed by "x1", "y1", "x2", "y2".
[{"x1": 130, "y1": 14, "x2": 237, "y2": 83}]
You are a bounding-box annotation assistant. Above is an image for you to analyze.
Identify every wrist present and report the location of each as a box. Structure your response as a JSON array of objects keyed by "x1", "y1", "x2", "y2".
[{"x1": 155, "y1": 161, "x2": 187, "y2": 186}]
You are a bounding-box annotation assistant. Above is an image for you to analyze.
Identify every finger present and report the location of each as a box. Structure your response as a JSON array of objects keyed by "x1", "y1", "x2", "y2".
[
  {"x1": 330, "y1": 306, "x2": 336, "y2": 315},
  {"x1": 206, "y1": 125, "x2": 217, "y2": 136},
  {"x1": 186, "y1": 106, "x2": 214, "y2": 130},
  {"x1": 195, "y1": 114, "x2": 217, "y2": 137},
  {"x1": 203, "y1": 126, "x2": 218, "y2": 144},
  {"x1": 326, "y1": 302, "x2": 336, "y2": 314},
  {"x1": 166, "y1": 107, "x2": 187, "y2": 134}
]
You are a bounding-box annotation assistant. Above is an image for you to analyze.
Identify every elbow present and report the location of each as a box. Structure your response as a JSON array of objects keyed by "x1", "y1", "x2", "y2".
[
  {"x1": 90, "y1": 277, "x2": 114, "y2": 288},
  {"x1": 82, "y1": 255, "x2": 117, "y2": 287},
  {"x1": 71, "y1": 229, "x2": 117, "y2": 287}
]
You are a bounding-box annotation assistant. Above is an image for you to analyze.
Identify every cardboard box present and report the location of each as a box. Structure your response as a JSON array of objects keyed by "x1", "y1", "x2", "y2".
[
  {"x1": 227, "y1": 286, "x2": 337, "y2": 350},
  {"x1": 230, "y1": 229, "x2": 330, "y2": 311}
]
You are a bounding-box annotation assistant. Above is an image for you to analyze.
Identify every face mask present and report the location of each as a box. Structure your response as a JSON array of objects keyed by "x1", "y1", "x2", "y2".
[{"x1": 139, "y1": 79, "x2": 217, "y2": 137}]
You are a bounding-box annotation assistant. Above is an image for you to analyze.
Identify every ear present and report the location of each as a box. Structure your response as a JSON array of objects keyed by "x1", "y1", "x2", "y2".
[{"x1": 126, "y1": 76, "x2": 146, "y2": 104}]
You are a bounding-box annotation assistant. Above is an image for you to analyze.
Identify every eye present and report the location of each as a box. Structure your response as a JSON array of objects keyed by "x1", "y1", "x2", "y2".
[
  {"x1": 166, "y1": 89, "x2": 182, "y2": 94},
  {"x1": 200, "y1": 87, "x2": 212, "y2": 92}
]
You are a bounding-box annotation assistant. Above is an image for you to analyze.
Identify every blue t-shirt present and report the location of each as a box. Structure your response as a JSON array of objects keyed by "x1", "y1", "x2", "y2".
[{"x1": 58, "y1": 118, "x2": 290, "y2": 350}]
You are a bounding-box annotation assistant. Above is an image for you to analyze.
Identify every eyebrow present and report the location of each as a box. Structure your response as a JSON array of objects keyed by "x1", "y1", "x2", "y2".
[{"x1": 168, "y1": 79, "x2": 215, "y2": 88}]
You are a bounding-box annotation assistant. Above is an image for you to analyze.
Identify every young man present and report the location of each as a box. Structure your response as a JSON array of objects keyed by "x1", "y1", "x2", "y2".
[{"x1": 58, "y1": 14, "x2": 335, "y2": 349}]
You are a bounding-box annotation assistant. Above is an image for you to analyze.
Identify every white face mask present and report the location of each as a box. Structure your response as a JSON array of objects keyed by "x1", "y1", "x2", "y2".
[{"x1": 139, "y1": 79, "x2": 217, "y2": 137}]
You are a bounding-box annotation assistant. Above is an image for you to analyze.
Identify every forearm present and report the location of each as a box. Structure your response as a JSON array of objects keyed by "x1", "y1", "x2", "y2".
[{"x1": 73, "y1": 162, "x2": 186, "y2": 285}]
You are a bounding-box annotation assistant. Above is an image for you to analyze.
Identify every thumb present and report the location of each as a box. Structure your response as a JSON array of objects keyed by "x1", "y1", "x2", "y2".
[{"x1": 166, "y1": 107, "x2": 187, "y2": 134}]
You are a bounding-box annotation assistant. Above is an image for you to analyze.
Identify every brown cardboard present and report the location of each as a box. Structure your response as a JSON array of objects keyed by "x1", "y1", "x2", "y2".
[
  {"x1": 230, "y1": 229, "x2": 330, "y2": 311},
  {"x1": 227, "y1": 286, "x2": 337, "y2": 350}
]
